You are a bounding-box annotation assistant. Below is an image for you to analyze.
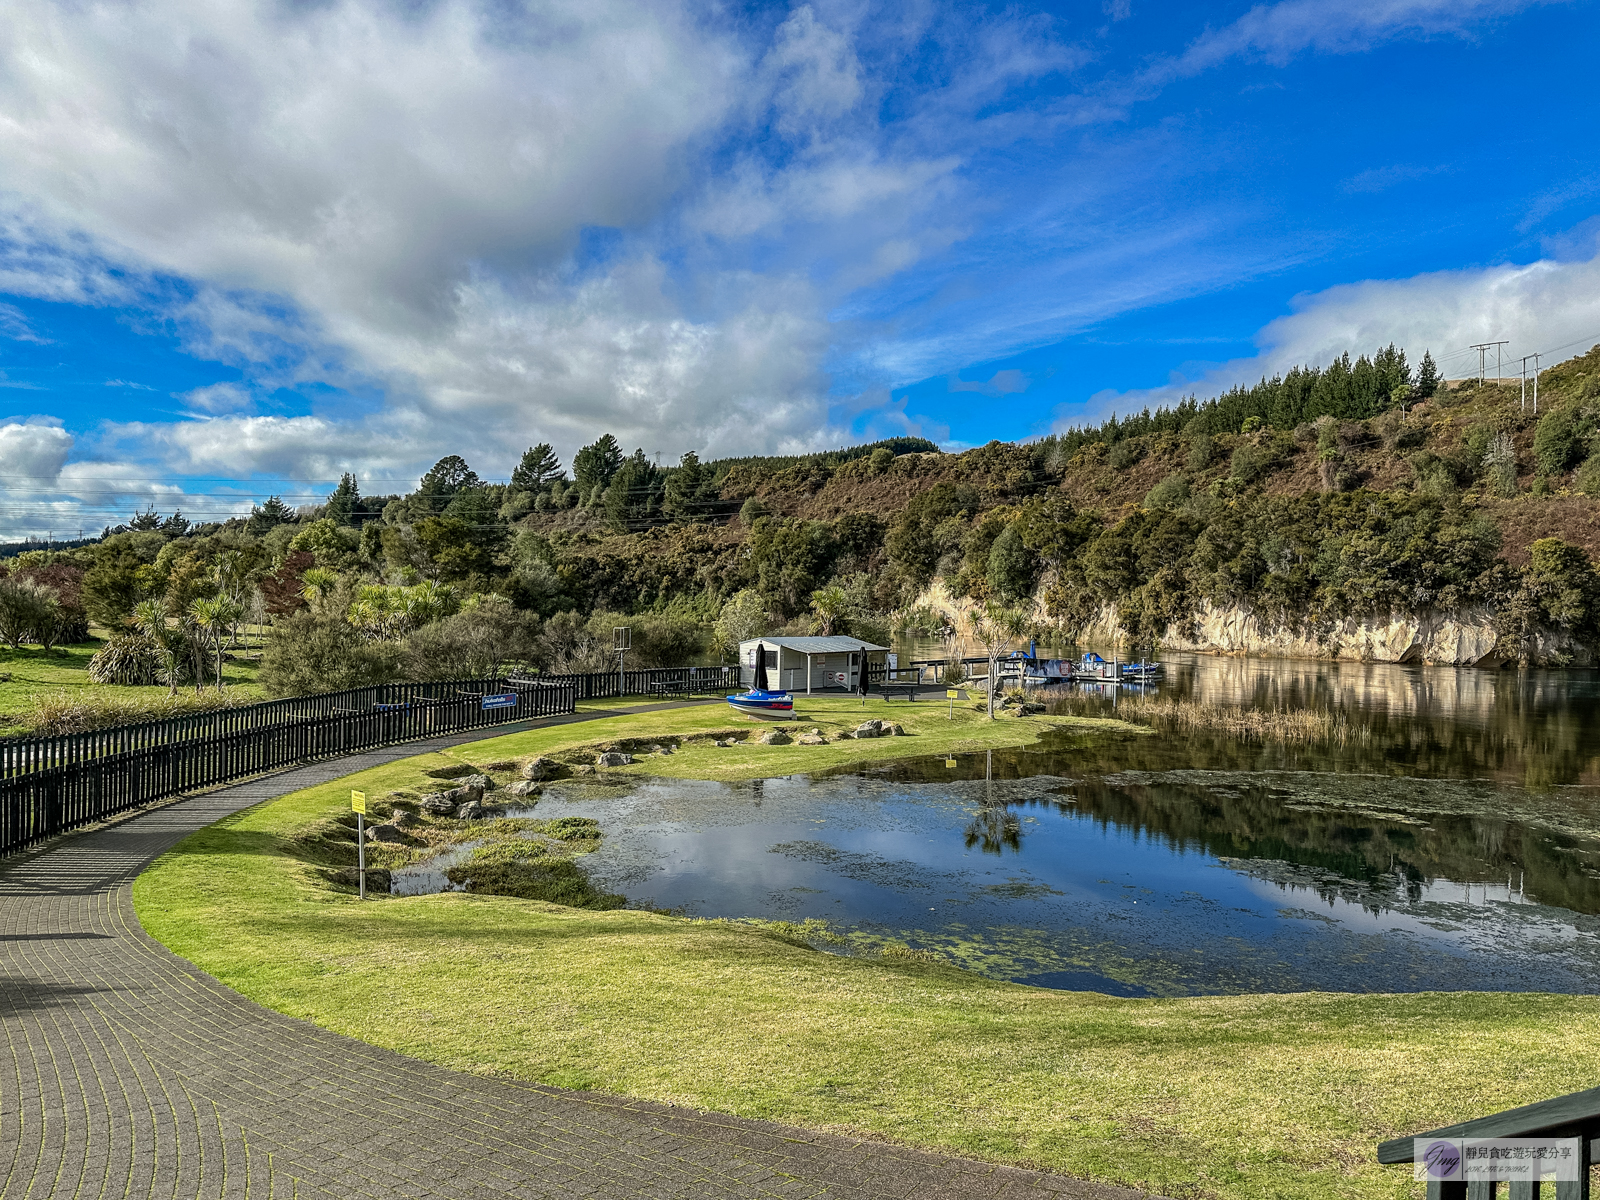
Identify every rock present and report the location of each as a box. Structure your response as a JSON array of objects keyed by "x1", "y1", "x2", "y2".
[
  {"x1": 886, "y1": 723, "x2": 906, "y2": 736},
  {"x1": 459, "y1": 774, "x2": 496, "y2": 793},
  {"x1": 797, "y1": 733, "x2": 827, "y2": 745},
  {"x1": 420, "y1": 792, "x2": 456, "y2": 814},
  {"x1": 573, "y1": 764, "x2": 597, "y2": 775},
  {"x1": 521, "y1": 756, "x2": 562, "y2": 781},
  {"x1": 853, "y1": 720, "x2": 886, "y2": 738},
  {"x1": 596, "y1": 751, "x2": 633, "y2": 767},
  {"x1": 506, "y1": 780, "x2": 541, "y2": 798},
  {"x1": 390, "y1": 807, "x2": 419, "y2": 828},
  {"x1": 456, "y1": 800, "x2": 484, "y2": 820},
  {"x1": 442, "y1": 785, "x2": 476, "y2": 806},
  {"x1": 369, "y1": 823, "x2": 413, "y2": 844},
  {"x1": 758, "y1": 729, "x2": 791, "y2": 745}
]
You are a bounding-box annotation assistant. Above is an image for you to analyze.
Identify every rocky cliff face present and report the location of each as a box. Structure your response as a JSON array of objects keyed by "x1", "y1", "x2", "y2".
[{"x1": 914, "y1": 583, "x2": 1595, "y2": 667}]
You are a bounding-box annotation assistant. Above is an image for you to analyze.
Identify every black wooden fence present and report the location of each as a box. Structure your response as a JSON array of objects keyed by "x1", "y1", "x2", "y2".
[
  {"x1": 0, "y1": 677, "x2": 575, "y2": 858},
  {"x1": 530, "y1": 665, "x2": 738, "y2": 701}
]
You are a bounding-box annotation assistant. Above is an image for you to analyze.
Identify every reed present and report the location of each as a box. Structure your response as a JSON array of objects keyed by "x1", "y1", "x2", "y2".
[
  {"x1": 1053, "y1": 692, "x2": 1370, "y2": 745},
  {"x1": 22, "y1": 688, "x2": 255, "y2": 737}
]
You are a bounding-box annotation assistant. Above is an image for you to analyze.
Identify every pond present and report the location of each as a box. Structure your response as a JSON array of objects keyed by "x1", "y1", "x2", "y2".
[{"x1": 531, "y1": 652, "x2": 1600, "y2": 996}]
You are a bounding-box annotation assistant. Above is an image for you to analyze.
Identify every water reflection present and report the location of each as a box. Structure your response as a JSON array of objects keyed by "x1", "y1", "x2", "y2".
[{"x1": 534, "y1": 753, "x2": 1600, "y2": 996}]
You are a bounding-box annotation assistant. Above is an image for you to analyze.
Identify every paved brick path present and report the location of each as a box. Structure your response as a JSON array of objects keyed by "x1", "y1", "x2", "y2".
[{"x1": 1, "y1": 711, "x2": 1154, "y2": 1200}]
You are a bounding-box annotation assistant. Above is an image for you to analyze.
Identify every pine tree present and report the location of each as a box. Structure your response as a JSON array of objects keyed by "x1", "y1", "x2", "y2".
[
  {"x1": 510, "y1": 443, "x2": 562, "y2": 491},
  {"x1": 572, "y1": 434, "x2": 624, "y2": 492},
  {"x1": 325, "y1": 473, "x2": 360, "y2": 526},
  {"x1": 160, "y1": 511, "x2": 191, "y2": 536},
  {"x1": 129, "y1": 506, "x2": 162, "y2": 532},
  {"x1": 247, "y1": 496, "x2": 295, "y2": 535},
  {"x1": 1416, "y1": 350, "x2": 1440, "y2": 398},
  {"x1": 416, "y1": 456, "x2": 481, "y2": 514},
  {"x1": 663, "y1": 451, "x2": 708, "y2": 519}
]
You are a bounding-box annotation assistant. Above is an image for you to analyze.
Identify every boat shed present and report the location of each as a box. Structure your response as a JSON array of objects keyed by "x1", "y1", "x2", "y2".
[{"x1": 738, "y1": 635, "x2": 891, "y2": 693}]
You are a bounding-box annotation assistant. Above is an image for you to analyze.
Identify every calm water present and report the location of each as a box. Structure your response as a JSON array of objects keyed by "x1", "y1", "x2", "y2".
[{"x1": 541, "y1": 652, "x2": 1600, "y2": 995}]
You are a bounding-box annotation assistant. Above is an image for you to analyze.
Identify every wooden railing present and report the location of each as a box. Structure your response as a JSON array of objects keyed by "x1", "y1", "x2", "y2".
[{"x1": 0, "y1": 677, "x2": 575, "y2": 858}]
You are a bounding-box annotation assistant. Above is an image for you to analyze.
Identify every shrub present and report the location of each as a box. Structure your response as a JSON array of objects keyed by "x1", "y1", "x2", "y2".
[
  {"x1": 0, "y1": 577, "x2": 59, "y2": 650},
  {"x1": 1575, "y1": 455, "x2": 1600, "y2": 497},
  {"x1": 1106, "y1": 439, "x2": 1143, "y2": 469},
  {"x1": 87, "y1": 633, "x2": 162, "y2": 684},
  {"x1": 1534, "y1": 406, "x2": 1580, "y2": 476},
  {"x1": 739, "y1": 497, "x2": 769, "y2": 526},
  {"x1": 1143, "y1": 473, "x2": 1191, "y2": 510},
  {"x1": 25, "y1": 689, "x2": 253, "y2": 736},
  {"x1": 258, "y1": 613, "x2": 403, "y2": 696},
  {"x1": 401, "y1": 596, "x2": 540, "y2": 679},
  {"x1": 1185, "y1": 434, "x2": 1213, "y2": 472}
]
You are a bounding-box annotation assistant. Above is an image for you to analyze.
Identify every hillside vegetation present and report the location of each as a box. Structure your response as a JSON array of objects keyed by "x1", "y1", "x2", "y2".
[{"x1": 5, "y1": 344, "x2": 1600, "y2": 716}]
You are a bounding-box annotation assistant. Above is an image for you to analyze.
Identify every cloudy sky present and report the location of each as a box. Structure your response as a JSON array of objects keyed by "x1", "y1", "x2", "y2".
[{"x1": 0, "y1": 0, "x2": 1597, "y2": 535}]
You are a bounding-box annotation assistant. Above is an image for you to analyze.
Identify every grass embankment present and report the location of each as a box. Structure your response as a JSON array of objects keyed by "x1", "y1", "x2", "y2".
[
  {"x1": 135, "y1": 699, "x2": 1600, "y2": 1200},
  {"x1": 0, "y1": 640, "x2": 264, "y2": 734}
]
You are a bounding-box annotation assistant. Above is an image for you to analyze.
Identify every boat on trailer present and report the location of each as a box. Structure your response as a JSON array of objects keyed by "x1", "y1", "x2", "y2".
[
  {"x1": 726, "y1": 689, "x2": 795, "y2": 718},
  {"x1": 726, "y1": 640, "x2": 795, "y2": 718}
]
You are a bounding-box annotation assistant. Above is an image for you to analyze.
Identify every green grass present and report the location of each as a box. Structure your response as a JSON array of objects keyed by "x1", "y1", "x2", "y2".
[
  {"x1": 132, "y1": 701, "x2": 1600, "y2": 1200},
  {"x1": 0, "y1": 640, "x2": 264, "y2": 734}
]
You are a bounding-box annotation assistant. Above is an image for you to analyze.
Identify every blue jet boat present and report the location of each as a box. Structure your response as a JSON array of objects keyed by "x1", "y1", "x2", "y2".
[{"x1": 726, "y1": 641, "x2": 795, "y2": 718}]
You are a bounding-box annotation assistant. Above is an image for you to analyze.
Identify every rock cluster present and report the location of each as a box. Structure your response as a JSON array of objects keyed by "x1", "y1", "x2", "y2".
[
  {"x1": 595, "y1": 751, "x2": 633, "y2": 767},
  {"x1": 521, "y1": 756, "x2": 562, "y2": 781},
  {"x1": 757, "y1": 729, "x2": 791, "y2": 745},
  {"x1": 844, "y1": 720, "x2": 905, "y2": 739}
]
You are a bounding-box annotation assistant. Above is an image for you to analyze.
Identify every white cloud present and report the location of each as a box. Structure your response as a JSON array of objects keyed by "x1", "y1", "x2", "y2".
[
  {"x1": 0, "y1": 420, "x2": 71, "y2": 481},
  {"x1": 1070, "y1": 247, "x2": 1600, "y2": 423},
  {"x1": 0, "y1": 302, "x2": 47, "y2": 343}
]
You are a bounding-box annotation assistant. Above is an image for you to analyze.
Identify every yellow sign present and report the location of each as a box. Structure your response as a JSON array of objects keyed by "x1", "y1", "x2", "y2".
[
  {"x1": 946, "y1": 689, "x2": 959, "y2": 699},
  {"x1": 945, "y1": 758, "x2": 957, "y2": 768},
  {"x1": 350, "y1": 790, "x2": 366, "y2": 814}
]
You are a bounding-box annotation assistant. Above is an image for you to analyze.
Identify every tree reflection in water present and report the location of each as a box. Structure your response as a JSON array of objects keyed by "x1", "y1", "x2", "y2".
[{"x1": 964, "y1": 803, "x2": 1023, "y2": 854}]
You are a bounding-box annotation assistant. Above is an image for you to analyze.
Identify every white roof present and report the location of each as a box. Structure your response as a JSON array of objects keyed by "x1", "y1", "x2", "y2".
[{"x1": 739, "y1": 635, "x2": 889, "y2": 653}]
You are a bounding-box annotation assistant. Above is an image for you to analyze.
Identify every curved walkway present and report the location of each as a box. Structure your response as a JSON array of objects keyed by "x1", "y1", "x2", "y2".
[{"x1": 1, "y1": 711, "x2": 1152, "y2": 1200}]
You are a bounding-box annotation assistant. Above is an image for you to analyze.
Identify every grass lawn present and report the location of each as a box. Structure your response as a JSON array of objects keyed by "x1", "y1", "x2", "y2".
[
  {"x1": 133, "y1": 699, "x2": 1599, "y2": 1200},
  {"x1": 0, "y1": 639, "x2": 265, "y2": 733}
]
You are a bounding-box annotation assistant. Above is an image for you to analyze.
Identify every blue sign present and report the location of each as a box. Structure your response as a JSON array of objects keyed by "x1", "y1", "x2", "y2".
[{"x1": 481, "y1": 692, "x2": 518, "y2": 710}]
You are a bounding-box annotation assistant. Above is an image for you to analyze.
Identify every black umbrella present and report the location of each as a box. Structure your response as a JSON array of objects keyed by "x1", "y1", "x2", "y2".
[{"x1": 753, "y1": 642, "x2": 770, "y2": 692}]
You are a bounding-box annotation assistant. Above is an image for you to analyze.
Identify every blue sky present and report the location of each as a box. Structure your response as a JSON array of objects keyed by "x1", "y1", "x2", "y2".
[{"x1": 1, "y1": 0, "x2": 1598, "y2": 534}]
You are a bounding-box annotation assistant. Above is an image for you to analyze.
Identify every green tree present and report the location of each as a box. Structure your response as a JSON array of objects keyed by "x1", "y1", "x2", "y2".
[
  {"x1": 663, "y1": 451, "x2": 712, "y2": 520},
  {"x1": 324, "y1": 473, "x2": 360, "y2": 526},
  {"x1": 0, "y1": 577, "x2": 59, "y2": 650},
  {"x1": 510, "y1": 443, "x2": 562, "y2": 491},
  {"x1": 129, "y1": 506, "x2": 162, "y2": 532},
  {"x1": 605, "y1": 449, "x2": 662, "y2": 531},
  {"x1": 712, "y1": 589, "x2": 768, "y2": 657},
  {"x1": 984, "y1": 523, "x2": 1036, "y2": 602},
  {"x1": 257, "y1": 613, "x2": 403, "y2": 696},
  {"x1": 83, "y1": 546, "x2": 146, "y2": 628},
  {"x1": 415, "y1": 455, "x2": 481, "y2": 516},
  {"x1": 1534, "y1": 406, "x2": 1580, "y2": 476},
  {"x1": 189, "y1": 594, "x2": 244, "y2": 689},
  {"x1": 810, "y1": 585, "x2": 847, "y2": 635},
  {"x1": 572, "y1": 434, "x2": 624, "y2": 493},
  {"x1": 966, "y1": 604, "x2": 1025, "y2": 720},
  {"x1": 246, "y1": 495, "x2": 295, "y2": 535},
  {"x1": 415, "y1": 516, "x2": 503, "y2": 581},
  {"x1": 1415, "y1": 350, "x2": 1440, "y2": 399}
]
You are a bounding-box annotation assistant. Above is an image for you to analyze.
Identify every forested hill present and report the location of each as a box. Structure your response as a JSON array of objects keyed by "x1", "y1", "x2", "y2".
[{"x1": 8, "y1": 343, "x2": 1600, "y2": 691}]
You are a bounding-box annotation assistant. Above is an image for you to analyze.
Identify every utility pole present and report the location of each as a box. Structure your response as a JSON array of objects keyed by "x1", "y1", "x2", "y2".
[
  {"x1": 1531, "y1": 352, "x2": 1542, "y2": 414},
  {"x1": 1470, "y1": 341, "x2": 1509, "y2": 389}
]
